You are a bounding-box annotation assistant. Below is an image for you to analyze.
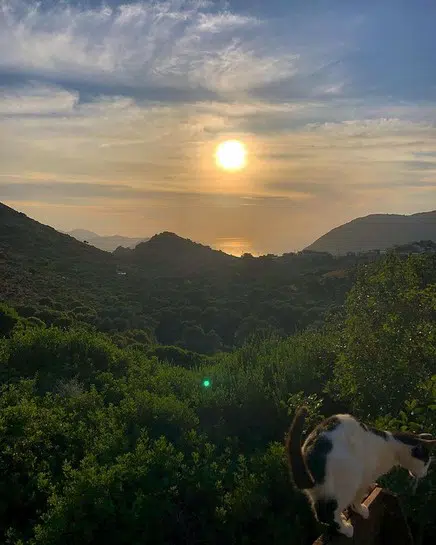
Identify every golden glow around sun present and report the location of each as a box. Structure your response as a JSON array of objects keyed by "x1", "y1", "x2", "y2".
[{"x1": 215, "y1": 140, "x2": 246, "y2": 171}]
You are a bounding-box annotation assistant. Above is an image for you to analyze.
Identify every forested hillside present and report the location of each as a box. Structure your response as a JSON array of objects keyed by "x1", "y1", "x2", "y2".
[
  {"x1": 1, "y1": 202, "x2": 369, "y2": 353},
  {"x1": 1, "y1": 251, "x2": 436, "y2": 545},
  {"x1": 306, "y1": 210, "x2": 436, "y2": 254}
]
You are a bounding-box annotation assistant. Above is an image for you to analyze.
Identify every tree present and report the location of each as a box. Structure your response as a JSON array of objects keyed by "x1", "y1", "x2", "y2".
[
  {"x1": 178, "y1": 324, "x2": 223, "y2": 354},
  {"x1": 330, "y1": 253, "x2": 436, "y2": 417},
  {"x1": 0, "y1": 303, "x2": 19, "y2": 337}
]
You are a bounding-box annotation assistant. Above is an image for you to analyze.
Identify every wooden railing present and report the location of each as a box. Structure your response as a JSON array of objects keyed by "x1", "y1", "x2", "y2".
[{"x1": 313, "y1": 486, "x2": 414, "y2": 545}]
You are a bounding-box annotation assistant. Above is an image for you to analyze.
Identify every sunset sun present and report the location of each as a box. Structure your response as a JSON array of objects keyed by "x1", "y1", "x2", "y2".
[{"x1": 215, "y1": 140, "x2": 246, "y2": 171}]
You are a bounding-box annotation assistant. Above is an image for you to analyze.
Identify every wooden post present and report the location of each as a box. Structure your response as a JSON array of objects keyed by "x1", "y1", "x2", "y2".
[{"x1": 312, "y1": 486, "x2": 414, "y2": 545}]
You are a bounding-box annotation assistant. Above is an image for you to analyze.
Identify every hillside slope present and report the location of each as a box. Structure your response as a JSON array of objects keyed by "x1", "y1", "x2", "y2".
[
  {"x1": 114, "y1": 231, "x2": 237, "y2": 275},
  {"x1": 0, "y1": 202, "x2": 121, "y2": 304},
  {"x1": 0, "y1": 202, "x2": 359, "y2": 351},
  {"x1": 306, "y1": 210, "x2": 436, "y2": 254}
]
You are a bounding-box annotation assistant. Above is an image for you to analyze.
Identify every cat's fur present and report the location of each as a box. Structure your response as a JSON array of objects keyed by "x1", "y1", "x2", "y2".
[{"x1": 286, "y1": 406, "x2": 436, "y2": 538}]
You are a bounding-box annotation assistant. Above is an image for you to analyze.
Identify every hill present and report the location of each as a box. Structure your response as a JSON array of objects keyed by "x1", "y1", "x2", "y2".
[
  {"x1": 0, "y1": 201, "x2": 360, "y2": 351},
  {"x1": 306, "y1": 210, "x2": 436, "y2": 254},
  {"x1": 0, "y1": 202, "x2": 116, "y2": 271},
  {"x1": 67, "y1": 228, "x2": 99, "y2": 239},
  {"x1": 114, "y1": 231, "x2": 237, "y2": 275},
  {"x1": 0, "y1": 202, "x2": 126, "y2": 306},
  {"x1": 1, "y1": 248, "x2": 436, "y2": 544},
  {"x1": 67, "y1": 229, "x2": 148, "y2": 252}
]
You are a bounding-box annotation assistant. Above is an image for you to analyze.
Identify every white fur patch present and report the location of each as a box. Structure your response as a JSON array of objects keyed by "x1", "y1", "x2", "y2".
[{"x1": 302, "y1": 414, "x2": 431, "y2": 533}]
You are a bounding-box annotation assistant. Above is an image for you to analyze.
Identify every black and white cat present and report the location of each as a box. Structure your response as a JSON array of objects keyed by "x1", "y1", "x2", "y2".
[{"x1": 286, "y1": 406, "x2": 435, "y2": 538}]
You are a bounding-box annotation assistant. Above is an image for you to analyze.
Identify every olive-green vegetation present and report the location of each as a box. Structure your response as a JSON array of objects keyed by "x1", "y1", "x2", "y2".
[
  {"x1": 0, "y1": 202, "x2": 373, "y2": 353},
  {"x1": 306, "y1": 210, "x2": 436, "y2": 255},
  {"x1": 1, "y1": 250, "x2": 436, "y2": 544},
  {"x1": 1, "y1": 202, "x2": 436, "y2": 544}
]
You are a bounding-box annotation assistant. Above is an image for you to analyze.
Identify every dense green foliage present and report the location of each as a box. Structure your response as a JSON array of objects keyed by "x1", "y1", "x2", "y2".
[
  {"x1": 0, "y1": 202, "x2": 373, "y2": 353},
  {"x1": 1, "y1": 250, "x2": 436, "y2": 544},
  {"x1": 2, "y1": 237, "x2": 358, "y2": 354},
  {"x1": 330, "y1": 253, "x2": 436, "y2": 416},
  {"x1": 2, "y1": 204, "x2": 436, "y2": 544}
]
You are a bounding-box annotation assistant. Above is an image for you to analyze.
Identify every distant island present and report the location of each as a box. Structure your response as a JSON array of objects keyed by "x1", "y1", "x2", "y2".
[{"x1": 67, "y1": 229, "x2": 149, "y2": 252}]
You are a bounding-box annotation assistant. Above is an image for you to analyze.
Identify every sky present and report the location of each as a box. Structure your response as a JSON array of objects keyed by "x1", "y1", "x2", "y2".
[{"x1": 1, "y1": 0, "x2": 436, "y2": 255}]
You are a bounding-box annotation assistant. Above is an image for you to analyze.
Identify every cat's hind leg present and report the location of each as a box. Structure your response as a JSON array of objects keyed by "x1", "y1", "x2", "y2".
[{"x1": 314, "y1": 499, "x2": 354, "y2": 538}]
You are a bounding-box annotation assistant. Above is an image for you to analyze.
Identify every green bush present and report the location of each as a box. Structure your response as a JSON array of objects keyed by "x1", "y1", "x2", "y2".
[
  {"x1": 1, "y1": 328, "x2": 129, "y2": 391},
  {"x1": 329, "y1": 253, "x2": 436, "y2": 418},
  {"x1": 1, "y1": 251, "x2": 436, "y2": 544},
  {"x1": 149, "y1": 345, "x2": 206, "y2": 369},
  {"x1": 0, "y1": 303, "x2": 19, "y2": 337}
]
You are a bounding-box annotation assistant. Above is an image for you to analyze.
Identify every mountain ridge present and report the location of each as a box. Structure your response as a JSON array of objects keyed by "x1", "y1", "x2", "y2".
[
  {"x1": 0, "y1": 202, "x2": 237, "y2": 298},
  {"x1": 114, "y1": 230, "x2": 237, "y2": 275},
  {"x1": 66, "y1": 229, "x2": 149, "y2": 252},
  {"x1": 305, "y1": 210, "x2": 436, "y2": 254}
]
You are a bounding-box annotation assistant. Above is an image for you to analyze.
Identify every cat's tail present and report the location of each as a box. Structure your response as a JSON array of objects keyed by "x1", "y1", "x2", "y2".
[{"x1": 285, "y1": 406, "x2": 315, "y2": 490}]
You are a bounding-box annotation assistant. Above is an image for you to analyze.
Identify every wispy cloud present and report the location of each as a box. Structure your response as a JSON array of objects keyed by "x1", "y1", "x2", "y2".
[
  {"x1": 1, "y1": 0, "x2": 436, "y2": 253},
  {"x1": 0, "y1": 180, "x2": 313, "y2": 204},
  {"x1": 0, "y1": 0, "x2": 298, "y2": 97},
  {"x1": 0, "y1": 82, "x2": 78, "y2": 115}
]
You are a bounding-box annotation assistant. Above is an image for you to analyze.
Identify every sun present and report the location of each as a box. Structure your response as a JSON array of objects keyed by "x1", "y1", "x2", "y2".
[{"x1": 215, "y1": 140, "x2": 246, "y2": 171}]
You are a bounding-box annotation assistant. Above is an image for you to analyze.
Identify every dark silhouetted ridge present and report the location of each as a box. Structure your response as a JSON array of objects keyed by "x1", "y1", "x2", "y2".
[
  {"x1": 115, "y1": 231, "x2": 236, "y2": 275},
  {"x1": 0, "y1": 201, "x2": 119, "y2": 303},
  {"x1": 0, "y1": 202, "x2": 111, "y2": 263},
  {"x1": 305, "y1": 210, "x2": 436, "y2": 255}
]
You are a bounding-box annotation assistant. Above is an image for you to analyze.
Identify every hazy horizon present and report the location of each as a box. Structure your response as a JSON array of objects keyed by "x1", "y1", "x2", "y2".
[
  {"x1": 3, "y1": 202, "x2": 434, "y2": 257},
  {"x1": 1, "y1": 0, "x2": 436, "y2": 255}
]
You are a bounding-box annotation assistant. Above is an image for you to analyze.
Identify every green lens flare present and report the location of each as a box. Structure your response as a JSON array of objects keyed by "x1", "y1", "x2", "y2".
[{"x1": 202, "y1": 379, "x2": 211, "y2": 388}]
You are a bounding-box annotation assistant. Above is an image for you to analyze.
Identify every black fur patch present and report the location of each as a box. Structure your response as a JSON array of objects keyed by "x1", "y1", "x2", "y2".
[
  {"x1": 314, "y1": 498, "x2": 339, "y2": 530},
  {"x1": 368, "y1": 426, "x2": 388, "y2": 440},
  {"x1": 412, "y1": 444, "x2": 430, "y2": 463},
  {"x1": 322, "y1": 416, "x2": 341, "y2": 433},
  {"x1": 392, "y1": 432, "x2": 420, "y2": 446},
  {"x1": 303, "y1": 416, "x2": 340, "y2": 484},
  {"x1": 392, "y1": 432, "x2": 431, "y2": 463}
]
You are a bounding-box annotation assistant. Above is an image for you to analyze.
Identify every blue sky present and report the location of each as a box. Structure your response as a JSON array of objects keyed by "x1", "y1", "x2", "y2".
[{"x1": 0, "y1": 0, "x2": 435, "y2": 254}]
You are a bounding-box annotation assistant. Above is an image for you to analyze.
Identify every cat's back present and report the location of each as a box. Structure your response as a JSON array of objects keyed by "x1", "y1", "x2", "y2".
[
  {"x1": 302, "y1": 414, "x2": 366, "y2": 484},
  {"x1": 303, "y1": 414, "x2": 363, "y2": 451}
]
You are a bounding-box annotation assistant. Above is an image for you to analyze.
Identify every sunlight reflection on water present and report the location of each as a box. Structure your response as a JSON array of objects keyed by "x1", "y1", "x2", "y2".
[{"x1": 214, "y1": 237, "x2": 257, "y2": 257}]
